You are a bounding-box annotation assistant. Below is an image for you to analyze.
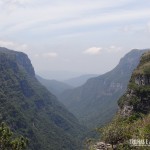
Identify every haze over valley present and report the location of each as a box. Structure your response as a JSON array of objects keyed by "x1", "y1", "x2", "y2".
[{"x1": 0, "y1": 0, "x2": 150, "y2": 150}]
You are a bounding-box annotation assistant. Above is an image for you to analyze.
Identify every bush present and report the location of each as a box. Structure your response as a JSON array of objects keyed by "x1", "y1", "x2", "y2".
[{"x1": 0, "y1": 122, "x2": 28, "y2": 150}]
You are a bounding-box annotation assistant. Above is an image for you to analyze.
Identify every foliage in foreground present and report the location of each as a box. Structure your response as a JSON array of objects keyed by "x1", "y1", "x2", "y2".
[
  {"x1": 99, "y1": 114, "x2": 150, "y2": 149},
  {"x1": 0, "y1": 122, "x2": 28, "y2": 150}
]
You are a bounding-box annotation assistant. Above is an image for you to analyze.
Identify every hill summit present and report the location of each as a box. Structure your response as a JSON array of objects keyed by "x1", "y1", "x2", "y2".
[
  {"x1": 97, "y1": 50, "x2": 150, "y2": 150},
  {"x1": 0, "y1": 47, "x2": 85, "y2": 150}
]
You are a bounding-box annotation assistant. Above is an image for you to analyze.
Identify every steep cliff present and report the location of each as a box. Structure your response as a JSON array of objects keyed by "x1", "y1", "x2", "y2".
[
  {"x1": 0, "y1": 47, "x2": 85, "y2": 150},
  {"x1": 98, "y1": 51, "x2": 150, "y2": 150},
  {"x1": 60, "y1": 49, "x2": 147, "y2": 128},
  {"x1": 118, "y1": 51, "x2": 150, "y2": 116}
]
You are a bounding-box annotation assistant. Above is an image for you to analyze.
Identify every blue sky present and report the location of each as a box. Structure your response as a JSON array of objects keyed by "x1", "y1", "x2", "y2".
[{"x1": 0, "y1": 0, "x2": 150, "y2": 78}]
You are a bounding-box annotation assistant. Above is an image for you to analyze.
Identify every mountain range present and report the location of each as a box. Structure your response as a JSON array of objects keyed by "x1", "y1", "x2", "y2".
[
  {"x1": 0, "y1": 47, "x2": 86, "y2": 150},
  {"x1": 64, "y1": 74, "x2": 98, "y2": 87},
  {"x1": 0, "y1": 46, "x2": 148, "y2": 150},
  {"x1": 97, "y1": 50, "x2": 150, "y2": 150},
  {"x1": 36, "y1": 75, "x2": 73, "y2": 96},
  {"x1": 59, "y1": 49, "x2": 147, "y2": 128},
  {"x1": 37, "y1": 70, "x2": 85, "y2": 81}
]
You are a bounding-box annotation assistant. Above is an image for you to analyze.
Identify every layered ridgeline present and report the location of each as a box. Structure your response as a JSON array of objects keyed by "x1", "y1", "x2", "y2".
[
  {"x1": 98, "y1": 51, "x2": 150, "y2": 150},
  {"x1": 36, "y1": 75, "x2": 73, "y2": 96},
  {"x1": 64, "y1": 74, "x2": 98, "y2": 87},
  {"x1": 36, "y1": 74, "x2": 98, "y2": 100},
  {"x1": 60, "y1": 49, "x2": 147, "y2": 128},
  {"x1": 0, "y1": 47, "x2": 85, "y2": 150}
]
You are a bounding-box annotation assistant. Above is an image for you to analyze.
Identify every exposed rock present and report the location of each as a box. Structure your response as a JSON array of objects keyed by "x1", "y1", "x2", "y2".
[
  {"x1": 110, "y1": 82, "x2": 123, "y2": 89},
  {"x1": 92, "y1": 141, "x2": 113, "y2": 150},
  {"x1": 119, "y1": 105, "x2": 133, "y2": 117},
  {"x1": 118, "y1": 50, "x2": 150, "y2": 116},
  {"x1": 135, "y1": 75, "x2": 150, "y2": 86}
]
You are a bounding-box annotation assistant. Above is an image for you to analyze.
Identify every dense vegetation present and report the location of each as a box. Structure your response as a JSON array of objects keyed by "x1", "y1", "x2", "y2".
[
  {"x1": 0, "y1": 122, "x2": 28, "y2": 150},
  {"x1": 36, "y1": 75, "x2": 73, "y2": 96},
  {"x1": 99, "y1": 114, "x2": 150, "y2": 150},
  {"x1": 0, "y1": 47, "x2": 86, "y2": 150},
  {"x1": 60, "y1": 49, "x2": 147, "y2": 128},
  {"x1": 96, "y1": 51, "x2": 150, "y2": 150}
]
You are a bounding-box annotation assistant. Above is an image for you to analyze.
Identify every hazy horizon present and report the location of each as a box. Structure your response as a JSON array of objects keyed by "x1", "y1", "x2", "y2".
[
  {"x1": 37, "y1": 69, "x2": 99, "y2": 81},
  {"x1": 0, "y1": 0, "x2": 150, "y2": 79}
]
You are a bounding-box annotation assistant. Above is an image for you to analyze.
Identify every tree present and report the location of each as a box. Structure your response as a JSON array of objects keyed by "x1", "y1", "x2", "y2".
[{"x1": 0, "y1": 122, "x2": 28, "y2": 150}]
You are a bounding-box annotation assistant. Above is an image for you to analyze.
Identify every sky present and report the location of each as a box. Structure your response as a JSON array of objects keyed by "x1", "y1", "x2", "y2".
[{"x1": 0, "y1": 0, "x2": 150, "y2": 79}]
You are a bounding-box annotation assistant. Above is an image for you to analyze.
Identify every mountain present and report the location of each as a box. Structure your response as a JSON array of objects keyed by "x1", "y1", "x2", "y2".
[
  {"x1": 118, "y1": 50, "x2": 150, "y2": 115},
  {"x1": 37, "y1": 70, "x2": 84, "y2": 81},
  {"x1": 36, "y1": 75, "x2": 73, "y2": 96},
  {"x1": 0, "y1": 47, "x2": 86, "y2": 150},
  {"x1": 98, "y1": 50, "x2": 150, "y2": 150},
  {"x1": 64, "y1": 74, "x2": 98, "y2": 87},
  {"x1": 60, "y1": 49, "x2": 147, "y2": 128}
]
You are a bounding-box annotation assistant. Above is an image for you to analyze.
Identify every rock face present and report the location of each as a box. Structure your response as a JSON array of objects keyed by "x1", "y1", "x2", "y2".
[
  {"x1": 118, "y1": 51, "x2": 150, "y2": 116},
  {"x1": 59, "y1": 49, "x2": 147, "y2": 128},
  {"x1": 91, "y1": 142, "x2": 112, "y2": 150},
  {"x1": 119, "y1": 105, "x2": 133, "y2": 117},
  {"x1": 0, "y1": 47, "x2": 35, "y2": 76},
  {"x1": 135, "y1": 75, "x2": 150, "y2": 86},
  {"x1": 0, "y1": 47, "x2": 85, "y2": 150},
  {"x1": 93, "y1": 51, "x2": 150, "y2": 150}
]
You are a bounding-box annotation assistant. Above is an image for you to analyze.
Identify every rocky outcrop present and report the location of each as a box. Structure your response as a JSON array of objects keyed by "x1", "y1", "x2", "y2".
[
  {"x1": 16, "y1": 52, "x2": 35, "y2": 76},
  {"x1": 91, "y1": 142, "x2": 113, "y2": 150},
  {"x1": 93, "y1": 51, "x2": 150, "y2": 150},
  {"x1": 118, "y1": 51, "x2": 150, "y2": 117},
  {"x1": 0, "y1": 47, "x2": 35, "y2": 76},
  {"x1": 119, "y1": 105, "x2": 133, "y2": 117},
  {"x1": 135, "y1": 75, "x2": 150, "y2": 86}
]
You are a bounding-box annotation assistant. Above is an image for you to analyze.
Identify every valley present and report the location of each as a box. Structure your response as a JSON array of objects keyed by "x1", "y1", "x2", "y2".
[{"x1": 0, "y1": 47, "x2": 149, "y2": 150}]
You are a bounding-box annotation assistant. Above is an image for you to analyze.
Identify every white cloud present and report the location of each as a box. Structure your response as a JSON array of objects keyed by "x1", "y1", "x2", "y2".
[
  {"x1": 107, "y1": 45, "x2": 122, "y2": 53},
  {"x1": 0, "y1": 0, "x2": 33, "y2": 13},
  {"x1": 83, "y1": 47, "x2": 102, "y2": 55},
  {"x1": 0, "y1": 0, "x2": 149, "y2": 37},
  {"x1": 34, "y1": 54, "x2": 39, "y2": 58},
  {"x1": 42, "y1": 52, "x2": 58, "y2": 58},
  {"x1": 8, "y1": 7, "x2": 150, "y2": 38},
  {"x1": 0, "y1": 40, "x2": 28, "y2": 52},
  {"x1": 121, "y1": 26, "x2": 134, "y2": 32},
  {"x1": 83, "y1": 45, "x2": 123, "y2": 54},
  {"x1": 120, "y1": 24, "x2": 146, "y2": 33},
  {"x1": 1, "y1": 0, "x2": 32, "y2": 6},
  {"x1": 34, "y1": 52, "x2": 58, "y2": 59},
  {"x1": 12, "y1": 0, "x2": 31, "y2": 4},
  {"x1": 0, "y1": 0, "x2": 149, "y2": 75}
]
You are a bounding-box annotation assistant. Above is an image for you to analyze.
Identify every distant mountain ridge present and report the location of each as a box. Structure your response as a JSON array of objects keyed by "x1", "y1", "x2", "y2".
[
  {"x1": 36, "y1": 75, "x2": 73, "y2": 96},
  {"x1": 0, "y1": 47, "x2": 85, "y2": 150},
  {"x1": 60, "y1": 49, "x2": 147, "y2": 128},
  {"x1": 64, "y1": 74, "x2": 98, "y2": 87},
  {"x1": 37, "y1": 70, "x2": 84, "y2": 81}
]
